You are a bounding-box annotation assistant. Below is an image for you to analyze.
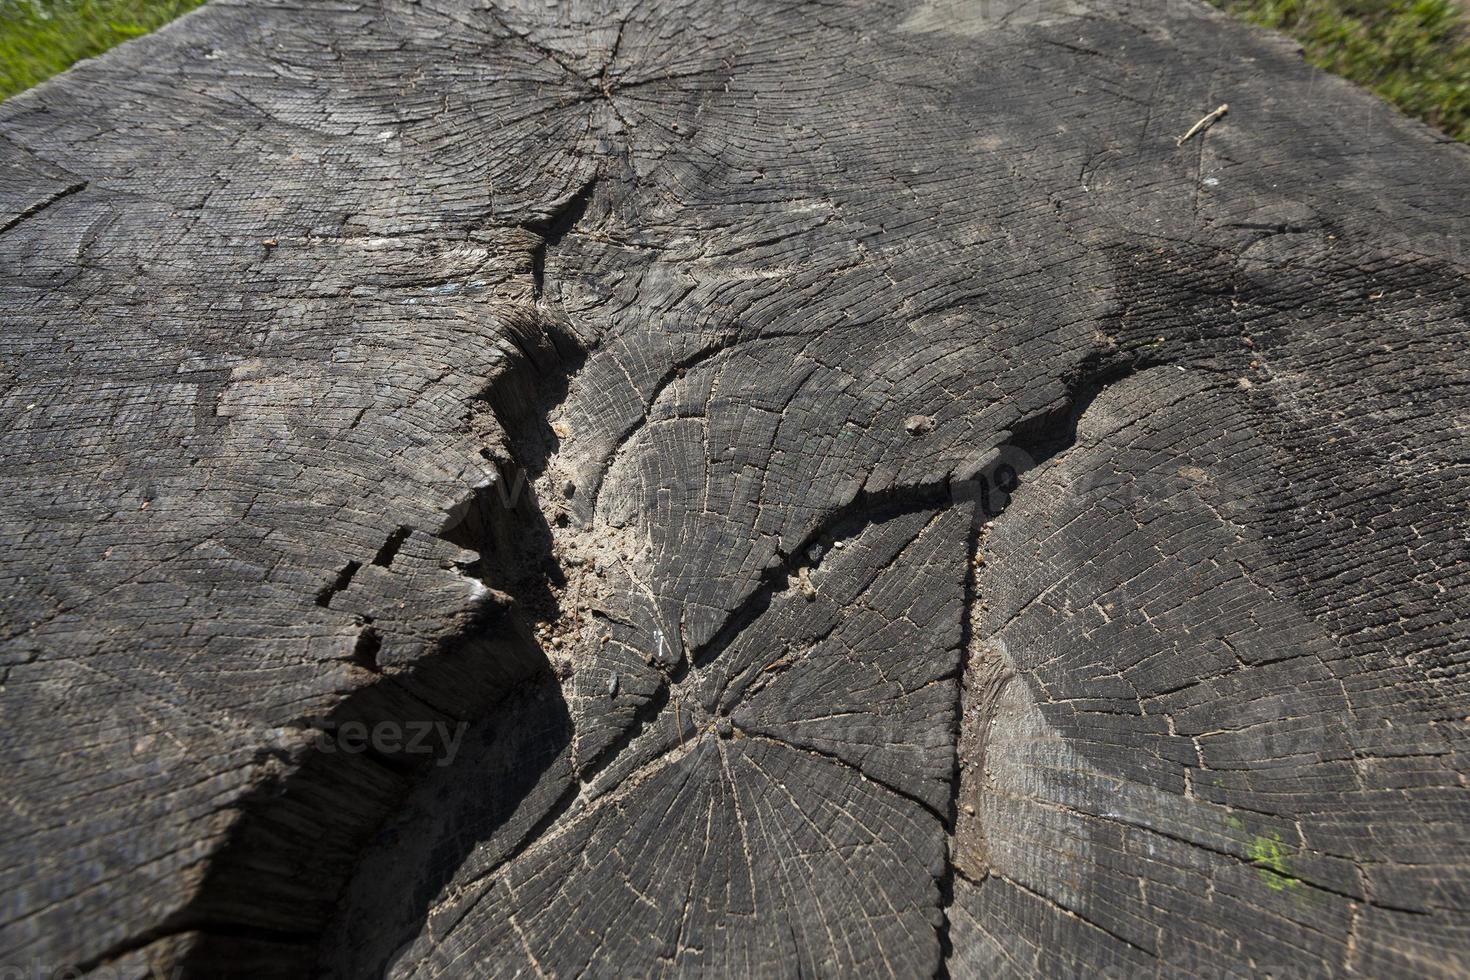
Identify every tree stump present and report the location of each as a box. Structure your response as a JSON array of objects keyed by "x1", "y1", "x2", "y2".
[{"x1": 2, "y1": 0, "x2": 1468, "y2": 976}]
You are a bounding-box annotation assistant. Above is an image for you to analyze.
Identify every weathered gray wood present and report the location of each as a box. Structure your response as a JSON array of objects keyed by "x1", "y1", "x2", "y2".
[{"x1": 2, "y1": 0, "x2": 1468, "y2": 976}]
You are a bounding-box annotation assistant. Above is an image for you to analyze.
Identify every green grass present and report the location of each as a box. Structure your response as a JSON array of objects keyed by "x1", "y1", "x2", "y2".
[
  {"x1": 1, "y1": 0, "x2": 206, "y2": 101},
  {"x1": 1213, "y1": 0, "x2": 1470, "y2": 141}
]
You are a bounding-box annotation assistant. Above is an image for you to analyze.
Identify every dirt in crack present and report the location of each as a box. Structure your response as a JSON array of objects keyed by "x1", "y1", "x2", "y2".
[
  {"x1": 162, "y1": 179, "x2": 612, "y2": 980},
  {"x1": 299, "y1": 177, "x2": 630, "y2": 979}
]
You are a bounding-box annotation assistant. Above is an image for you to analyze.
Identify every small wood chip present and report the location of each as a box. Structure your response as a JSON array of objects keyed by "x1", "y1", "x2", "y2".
[
  {"x1": 1177, "y1": 103, "x2": 1229, "y2": 146},
  {"x1": 903, "y1": 414, "x2": 934, "y2": 436},
  {"x1": 797, "y1": 566, "x2": 817, "y2": 600}
]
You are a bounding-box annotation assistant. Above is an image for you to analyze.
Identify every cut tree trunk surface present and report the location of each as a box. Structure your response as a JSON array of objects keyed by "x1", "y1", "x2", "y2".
[{"x1": 2, "y1": 0, "x2": 1468, "y2": 976}]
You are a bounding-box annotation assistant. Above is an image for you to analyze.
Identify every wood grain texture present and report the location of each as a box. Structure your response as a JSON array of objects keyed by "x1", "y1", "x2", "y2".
[{"x1": 1, "y1": 0, "x2": 1467, "y2": 976}]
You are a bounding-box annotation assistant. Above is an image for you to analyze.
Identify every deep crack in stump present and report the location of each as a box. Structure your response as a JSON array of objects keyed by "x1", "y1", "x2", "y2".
[{"x1": 3, "y1": 0, "x2": 1470, "y2": 977}]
